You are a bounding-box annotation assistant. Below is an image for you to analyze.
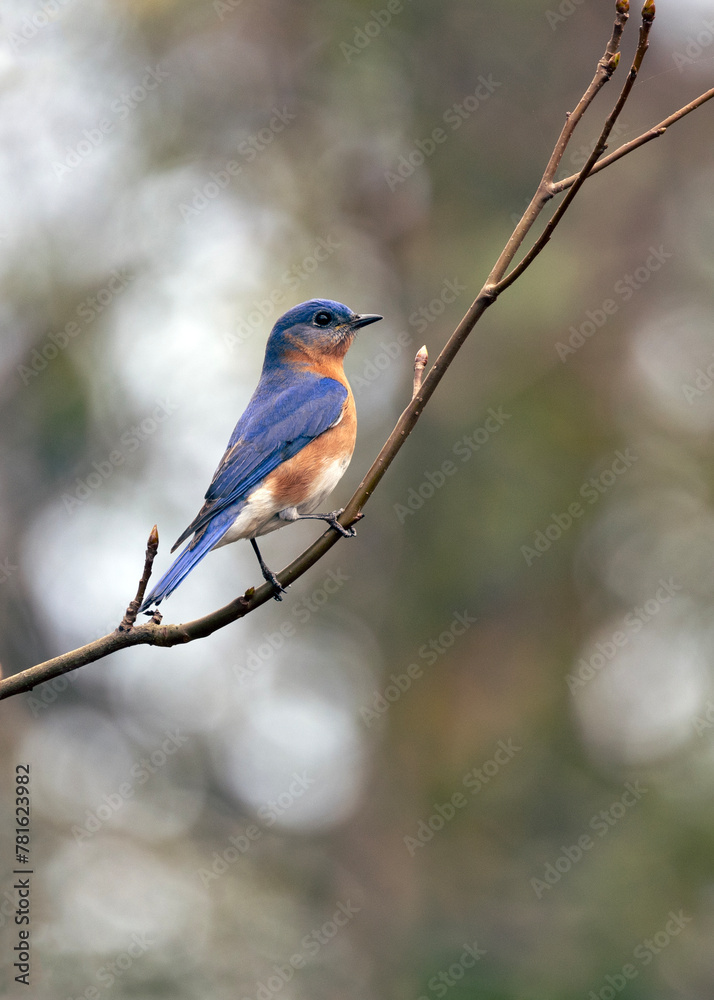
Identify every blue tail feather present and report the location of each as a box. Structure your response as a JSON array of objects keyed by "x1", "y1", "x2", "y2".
[{"x1": 139, "y1": 509, "x2": 237, "y2": 612}]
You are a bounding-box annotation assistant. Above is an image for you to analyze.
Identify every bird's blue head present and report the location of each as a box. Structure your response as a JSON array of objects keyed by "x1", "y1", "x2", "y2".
[{"x1": 263, "y1": 299, "x2": 382, "y2": 368}]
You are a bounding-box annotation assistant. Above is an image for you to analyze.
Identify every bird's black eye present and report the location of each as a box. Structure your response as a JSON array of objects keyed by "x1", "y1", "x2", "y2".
[{"x1": 314, "y1": 310, "x2": 333, "y2": 327}]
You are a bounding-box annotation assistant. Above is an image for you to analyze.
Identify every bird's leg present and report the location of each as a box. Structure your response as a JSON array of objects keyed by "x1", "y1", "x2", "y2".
[
  {"x1": 280, "y1": 507, "x2": 360, "y2": 538},
  {"x1": 250, "y1": 538, "x2": 286, "y2": 601}
]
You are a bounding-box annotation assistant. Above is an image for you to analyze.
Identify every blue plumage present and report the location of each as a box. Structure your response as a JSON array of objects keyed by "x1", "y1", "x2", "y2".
[
  {"x1": 140, "y1": 509, "x2": 241, "y2": 608},
  {"x1": 201, "y1": 375, "x2": 347, "y2": 520},
  {"x1": 139, "y1": 298, "x2": 382, "y2": 611}
]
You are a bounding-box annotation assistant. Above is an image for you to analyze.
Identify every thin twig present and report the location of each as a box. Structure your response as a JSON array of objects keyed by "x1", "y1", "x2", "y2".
[
  {"x1": 1, "y1": 2, "x2": 712, "y2": 702},
  {"x1": 485, "y1": 0, "x2": 629, "y2": 287},
  {"x1": 117, "y1": 525, "x2": 159, "y2": 632},
  {"x1": 492, "y1": 1, "x2": 654, "y2": 296},
  {"x1": 553, "y1": 85, "x2": 714, "y2": 194}
]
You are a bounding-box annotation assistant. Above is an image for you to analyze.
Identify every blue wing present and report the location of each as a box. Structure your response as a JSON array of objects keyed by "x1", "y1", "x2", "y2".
[
  {"x1": 139, "y1": 373, "x2": 347, "y2": 610},
  {"x1": 138, "y1": 508, "x2": 240, "y2": 611},
  {"x1": 173, "y1": 372, "x2": 348, "y2": 548}
]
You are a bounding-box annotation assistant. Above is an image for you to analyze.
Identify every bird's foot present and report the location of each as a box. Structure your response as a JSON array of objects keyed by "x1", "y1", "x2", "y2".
[
  {"x1": 262, "y1": 568, "x2": 287, "y2": 602},
  {"x1": 323, "y1": 509, "x2": 357, "y2": 538},
  {"x1": 251, "y1": 537, "x2": 287, "y2": 601}
]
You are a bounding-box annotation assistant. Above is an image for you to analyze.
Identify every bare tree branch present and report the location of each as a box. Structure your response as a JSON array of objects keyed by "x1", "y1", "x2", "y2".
[
  {"x1": 553, "y1": 85, "x2": 714, "y2": 195},
  {"x1": 118, "y1": 525, "x2": 159, "y2": 632},
  {"x1": 492, "y1": 0, "x2": 654, "y2": 295},
  {"x1": 2, "y1": 0, "x2": 711, "y2": 703},
  {"x1": 485, "y1": 0, "x2": 630, "y2": 288}
]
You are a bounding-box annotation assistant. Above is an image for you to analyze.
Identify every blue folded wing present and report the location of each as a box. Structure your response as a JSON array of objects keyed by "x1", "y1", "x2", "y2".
[
  {"x1": 139, "y1": 373, "x2": 347, "y2": 610},
  {"x1": 174, "y1": 373, "x2": 348, "y2": 547}
]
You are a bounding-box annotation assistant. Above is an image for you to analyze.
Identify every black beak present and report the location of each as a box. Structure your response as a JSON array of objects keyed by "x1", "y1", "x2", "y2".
[{"x1": 351, "y1": 313, "x2": 383, "y2": 330}]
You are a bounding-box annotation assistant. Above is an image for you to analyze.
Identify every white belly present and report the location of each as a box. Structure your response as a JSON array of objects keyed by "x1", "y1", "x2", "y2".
[
  {"x1": 213, "y1": 486, "x2": 281, "y2": 547},
  {"x1": 212, "y1": 456, "x2": 350, "y2": 547}
]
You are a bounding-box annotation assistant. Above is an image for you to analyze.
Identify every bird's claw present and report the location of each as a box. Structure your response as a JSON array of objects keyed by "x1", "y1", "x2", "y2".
[
  {"x1": 264, "y1": 571, "x2": 287, "y2": 602},
  {"x1": 325, "y1": 509, "x2": 356, "y2": 538}
]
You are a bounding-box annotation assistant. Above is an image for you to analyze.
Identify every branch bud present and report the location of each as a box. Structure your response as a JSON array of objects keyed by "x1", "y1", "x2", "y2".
[
  {"x1": 616, "y1": 0, "x2": 629, "y2": 13},
  {"x1": 641, "y1": 0, "x2": 655, "y2": 21},
  {"x1": 148, "y1": 524, "x2": 159, "y2": 553},
  {"x1": 412, "y1": 346, "x2": 428, "y2": 399}
]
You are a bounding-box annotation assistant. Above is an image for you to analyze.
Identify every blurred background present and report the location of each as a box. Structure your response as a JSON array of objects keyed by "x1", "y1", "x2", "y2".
[{"x1": 1, "y1": 0, "x2": 714, "y2": 997}]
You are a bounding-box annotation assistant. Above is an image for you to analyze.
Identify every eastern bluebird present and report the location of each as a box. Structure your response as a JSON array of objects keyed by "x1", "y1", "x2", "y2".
[{"x1": 140, "y1": 299, "x2": 382, "y2": 611}]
